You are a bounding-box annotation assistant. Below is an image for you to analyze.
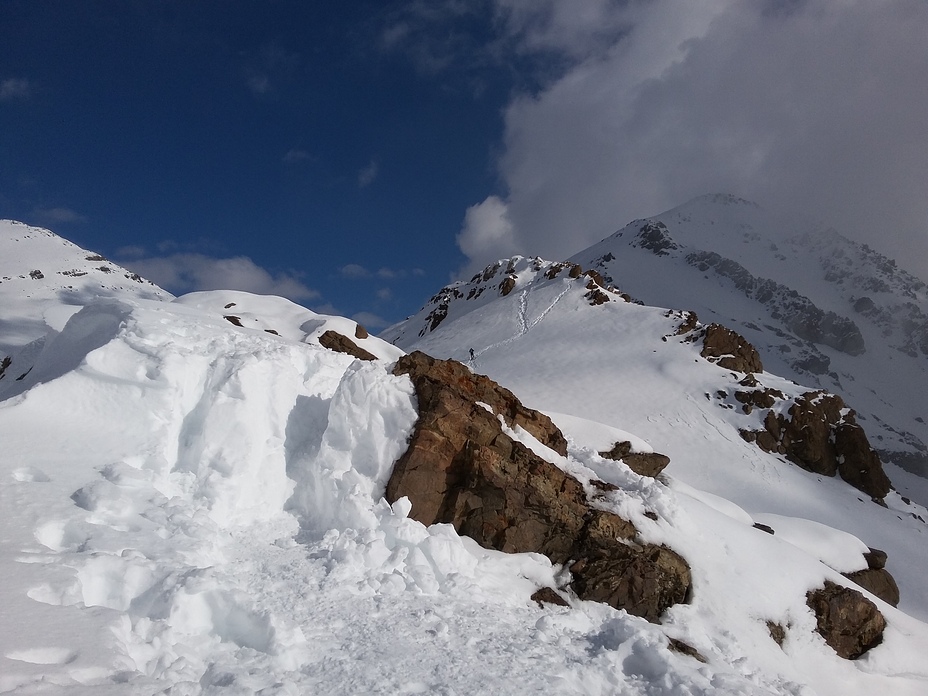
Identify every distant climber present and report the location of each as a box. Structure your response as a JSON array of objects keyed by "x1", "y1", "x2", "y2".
[{"x1": 469, "y1": 348, "x2": 475, "y2": 360}]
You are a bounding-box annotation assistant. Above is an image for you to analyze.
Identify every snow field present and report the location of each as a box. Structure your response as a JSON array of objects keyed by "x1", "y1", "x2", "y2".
[
  {"x1": 1, "y1": 281, "x2": 927, "y2": 693},
  {"x1": 400, "y1": 262, "x2": 928, "y2": 693}
]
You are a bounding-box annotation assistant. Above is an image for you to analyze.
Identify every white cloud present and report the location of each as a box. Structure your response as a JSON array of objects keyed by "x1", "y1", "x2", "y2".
[
  {"x1": 358, "y1": 159, "x2": 379, "y2": 188},
  {"x1": 376, "y1": 287, "x2": 393, "y2": 301},
  {"x1": 0, "y1": 78, "x2": 30, "y2": 101},
  {"x1": 283, "y1": 148, "x2": 312, "y2": 164},
  {"x1": 457, "y1": 0, "x2": 928, "y2": 281},
  {"x1": 339, "y1": 263, "x2": 370, "y2": 278},
  {"x1": 121, "y1": 253, "x2": 318, "y2": 302},
  {"x1": 33, "y1": 207, "x2": 86, "y2": 224},
  {"x1": 351, "y1": 311, "x2": 390, "y2": 330},
  {"x1": 115, "y1": 245, "x2": 147, "y2": 259},
  {"x1": 456, "y1": 195, "x2": 521, "y2": 276},
  {"x1": 243, "y1": 44, "x2": 299, "y2": 98}
]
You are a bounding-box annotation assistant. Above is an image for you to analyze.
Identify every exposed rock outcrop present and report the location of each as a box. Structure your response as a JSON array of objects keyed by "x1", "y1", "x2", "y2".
[
  {"x1": 843, "y1": 568, "x2": 900, "y2": 607},
  {"x1": 739, "y1": 391, "x2": 891, "y2": 499},
  {"x1": 686, "y1": 250, "x2": 866, "y2": 356},
  {"x1": 387, "y1": 352, "x2": 691, "y2": 622},
  {"x1": 700, "y1": 323, "x2": 764, "y2": 373},
  {"x1": 599, "y1": 441, "x2": 670, "y2": 478},
  {"x1": 842, "y1": 546, "x2": 899, "y2": 606},
  {"x1": 806, "y1": 581, "x2": 885, "y2": 659},
  {"x1": 318, "y1": 330, "x2": 377, "y2": 362},
  {"x1": 633, "y1": 221, "x2": 679, "y2": 256}
]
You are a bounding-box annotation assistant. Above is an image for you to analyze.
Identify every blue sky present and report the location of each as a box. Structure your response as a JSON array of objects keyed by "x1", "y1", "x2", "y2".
[
  {"x1": 3, "y1": 1, "x2": 927, "y2": 327},
  {"x1": 0, "y1": 1, "x2": 516, "y2": 326}
]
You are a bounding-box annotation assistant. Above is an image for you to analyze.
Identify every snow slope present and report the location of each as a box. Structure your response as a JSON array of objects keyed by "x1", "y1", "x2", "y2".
[
  {"x1": 3, "y1": 224, "x2": 928, "y2": 694},
  {"x1": 386, "y1": 257, "x2": 928, "y2": 618},
  {"x1": 568, "y1": 195, "x2": 928, "y2": 475},
  {"x1": 0, "y1": 219, "x2": 170, "y2": 355}
]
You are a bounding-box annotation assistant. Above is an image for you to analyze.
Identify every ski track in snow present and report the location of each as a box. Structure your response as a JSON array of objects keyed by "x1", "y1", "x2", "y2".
[{"x1": 471, "y1": 280, "x2": 574, "y2": 365}]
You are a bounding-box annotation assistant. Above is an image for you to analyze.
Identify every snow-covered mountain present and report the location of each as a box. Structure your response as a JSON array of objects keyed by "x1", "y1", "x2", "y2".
[
  {"x1": 3, "y1": 220, "x2": 928, "y2": 695},
  {"x1": 569, "y1": 194, "x2": 928, "y2": 476},
  {"x1": 0, "y1": 220, "x2": 170, "y2": 353}
]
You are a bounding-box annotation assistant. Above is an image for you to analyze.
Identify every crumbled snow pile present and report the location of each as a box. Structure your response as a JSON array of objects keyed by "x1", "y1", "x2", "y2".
[{"x1": 2, "y1": 225, "x2": 928, "y2": 694}]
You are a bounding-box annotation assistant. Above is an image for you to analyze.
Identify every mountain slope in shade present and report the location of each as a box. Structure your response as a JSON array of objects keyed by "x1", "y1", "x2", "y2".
[{"x1": 567, "y1": 195, "x2": 928, "y2": 475}]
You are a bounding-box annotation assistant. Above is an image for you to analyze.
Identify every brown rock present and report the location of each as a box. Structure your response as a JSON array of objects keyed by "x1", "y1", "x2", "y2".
[
  {"x1": 570, "y1": 537, "x2": 691, "y2": 621},
  {"x1": 806, "y1": 581, "x2": 885, "y2": 659},
  {"x1": 767, "y1": 621, "x2": 787, "y2": 647},
  {"x1": 835, "y1": 422, "x2": 891, "y2": 499},
  {"x1": 318, "y1": 330, "x2": 377, "y2": 361},
  {"x1": 667, "y1": 638, "x2": 708, "y2": 663},
  {"x1": 354, "y1": 323, "x2": 369, "y2": 339},
  {"x1": 700, "y1": 324, "x2": 763, "y2": 373},
  {"x1": 863, "y1": 547, "x2": 888, "y2": 570},
  {"x1": 224, "y1": 315, "x2": 244, "y2": 327},
  {"x1": 743, "y1": 391, "x2": 891, "y2": 499},
  {"x1": 500, "y1": 276, "x2": 516, "y2": 296},
  {"x1": 531, "y1": 587, "x2": 570, "y2": 607},
  {"x1": 388, "y1": 352, "x2": 691, "y2": 622},
  {"x1": 674, "y1": 310, "x2": 699, "y2": 336},
  {"x1": 843, "y1": 568, "x2": 900, "y2": 607},
  {"x1": 600, "y1": 441, "x2": 670, "y2": 477},
  {"x1": 734, "y1": 388, "x2": 785, "y2": 410}
]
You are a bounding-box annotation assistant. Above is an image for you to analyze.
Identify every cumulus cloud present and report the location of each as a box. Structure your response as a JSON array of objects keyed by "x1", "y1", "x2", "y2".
[
  {"x1": 121, "y1": 253, "x2": 318, "y2": 301},
  {"x1": 456, "y1": 0, "x2": 928, "y2": 281},
  {"x1": 456, "y1": 195, "x2": 520, "y2": 273},
  {"x1": 0, "y1": 78, "x2": 31, "y2": 101}
]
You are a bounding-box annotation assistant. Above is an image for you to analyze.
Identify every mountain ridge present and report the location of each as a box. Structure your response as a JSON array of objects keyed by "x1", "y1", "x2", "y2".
[{"x1": 3, "y1": 216, "x2": 928, "y2": 694}]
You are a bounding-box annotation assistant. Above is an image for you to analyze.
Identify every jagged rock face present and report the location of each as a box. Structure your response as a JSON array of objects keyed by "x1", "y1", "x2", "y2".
[
  {"x1": 700, "y1": 323, "x2": 764, "y2": 373},
  {"x1": 740, "y1": 391, "x2": 891, "y2": 499},
  {"x1": 806, "y1": 581, "x2": 885, "y2": 659},
  {"x1": 833, "y1": 421, "x2": 893, "y2": 501},
  {"x1": 686, "y1": 250, "x2": 866, "y2": 357},
  {"x1": 388, "y1": 351, "x2": 691, "y2": 622},
  {"x1": 633, "y1": 221, "x2": 679, "y2": 256},
  {"x1": 318, "y1": 330, "x2": 377, "y2": 362},
  {"x1": 599, "y1": 441, "x2": 670, "y2": 477}
]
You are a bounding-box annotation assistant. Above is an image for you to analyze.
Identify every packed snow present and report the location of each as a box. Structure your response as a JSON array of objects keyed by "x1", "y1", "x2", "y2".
[{"x1": 2, "y1": 222, "x2": 928, "y2": 694}]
